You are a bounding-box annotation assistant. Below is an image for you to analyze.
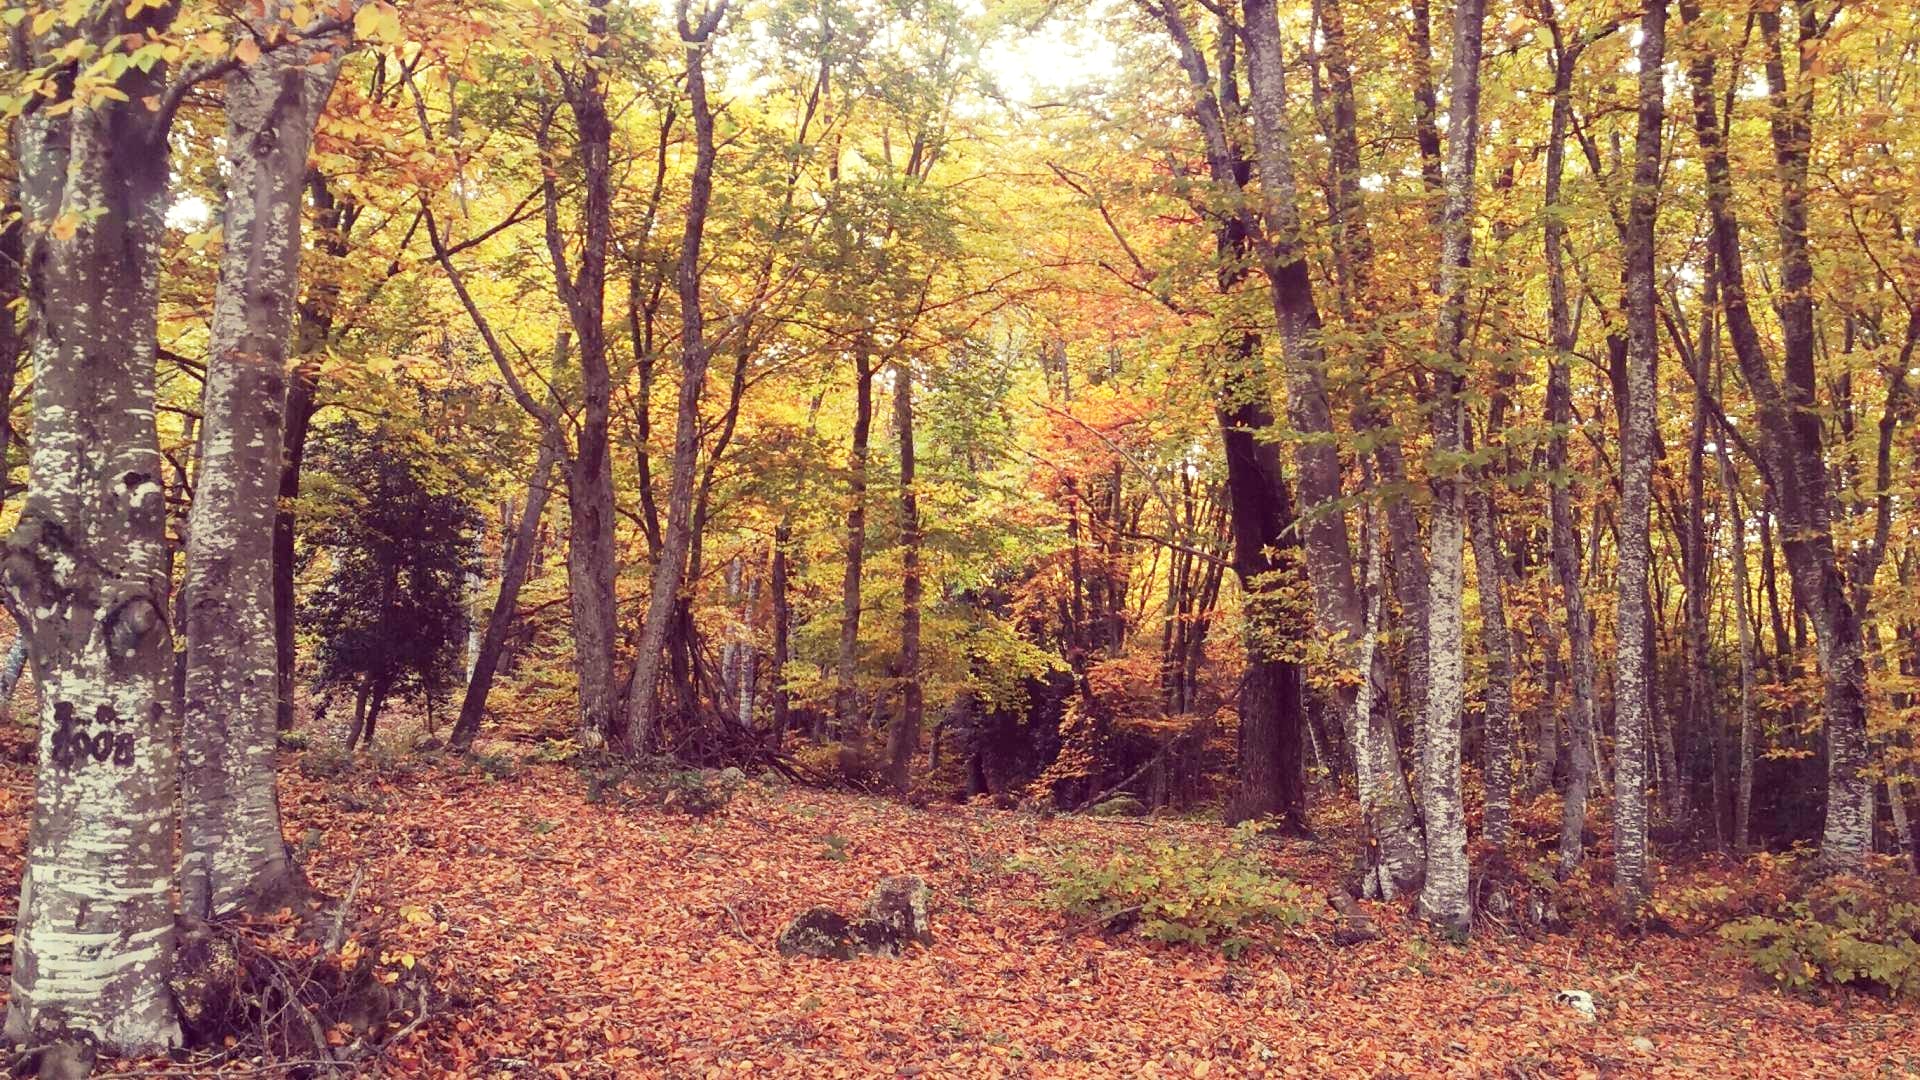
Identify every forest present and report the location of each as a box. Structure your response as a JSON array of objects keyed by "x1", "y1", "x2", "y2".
[{"x1": 0, "y1": 0, "x2": 1918, "y2": 1074}]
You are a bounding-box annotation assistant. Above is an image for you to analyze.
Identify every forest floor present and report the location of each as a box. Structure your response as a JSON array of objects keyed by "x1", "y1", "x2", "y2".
[{"x1": 0, "y1": 729, "x2": 1916, "y2": 1078}]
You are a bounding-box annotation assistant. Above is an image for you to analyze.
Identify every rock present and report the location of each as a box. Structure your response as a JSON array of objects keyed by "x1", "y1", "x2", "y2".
[
  {"x1": 718, "y1": 766, "x2": 746, "y2": 786},
  {"x1": 1554, "y1": 989, "x2": 1597, "y2": 1022},
  {"x1": 1090, "y1": 795, "x2": 1147, "y2": 818},
  {"x1": 779, "y1": 877, "x2": 935, "y2": 960},
  {"x1": 777, "y1": 906, "x2": 858, "y2": 960},
  {"x1": 867, "y1": 875, "x2": 933, "y2": 946},
  {"x1": 847, "y1": 917, "x2": 901, "y2": 957},
  {"x1": 1327, "y1": 891, "x2": 1379, "y2": 947}
]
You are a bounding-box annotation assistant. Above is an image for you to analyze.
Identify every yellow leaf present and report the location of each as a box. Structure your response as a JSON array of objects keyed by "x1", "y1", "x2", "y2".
[
  {"x1": 234, "y1": 38, "x2": 261, "y2": 65},
  {"x1": 353, "y1": 3, "x2": 384, "y2": 40},
  {"x1": 49, "y1": 213, "x2": 79, "y2": 242}
]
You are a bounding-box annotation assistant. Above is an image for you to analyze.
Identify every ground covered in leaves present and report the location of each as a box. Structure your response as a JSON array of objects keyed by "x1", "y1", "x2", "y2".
[{"x1": 1, "y1": 739, "x2": 1916, "y2": 1078}]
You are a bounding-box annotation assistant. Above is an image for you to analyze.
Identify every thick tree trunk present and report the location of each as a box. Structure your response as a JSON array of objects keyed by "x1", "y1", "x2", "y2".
[
  {"x1": 1613, "y1": 0, "x2": 1666, "y2": 916},
  {"x1": 835, "y1": 347, "x2": 876, "y2": 732},
  {"x1": 1218, "y1": 337, "x2": 1309, "y2": 832},
  {"x1": 627, "y1": 8, "x2": 724, "y2": 747},
  {"x1": 1681, "y1": 0, "x2": 1873, "y2": 867},
  {"x1": 179, "y1": 33, "x2": 342, "y2": 921},
  {"x1": 1, "y1": 6, "x2": 185, "y2": 1050},
  {"x1": 453, "y1": 428, "x2": 562, "y2": 750},
  {"x1": 1417, "y1": 0, "x2": 1488, "y2": 936},
  {"x1": 887, "y1": 362, "x2": 922, "y2": 794},
  {"x1": 1239, "y1": 0, "x2": 1421, "y2": 879}
]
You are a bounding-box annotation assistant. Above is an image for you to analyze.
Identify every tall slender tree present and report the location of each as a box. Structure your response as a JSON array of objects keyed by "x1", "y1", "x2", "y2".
[{"x1": 1418, "y1": 0, "x2": 1488, "y2": 935}]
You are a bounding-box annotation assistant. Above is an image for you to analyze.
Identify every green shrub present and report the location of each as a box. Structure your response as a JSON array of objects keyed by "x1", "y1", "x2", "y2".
[
  {"x1": 527, "y1": 738, "x2": 580, "y2": 765},
  {"x1": 297, "y1": 744, "x2": 354, "y2": 780},
  {"x1": 471, "y1": 751, "x2": 519, "y2": 780},
  {"x1": 1719, "y1": 861, "x2": 1920, "y2": 1000},
  {"x1": 580, "y1": 758, "x2": 742, "y2": 817},
  {"x1": 276, "y1": 730, "x2": 313, "y2": 751},
  {"x1": 1028, "y1": 826, "x2": 1310, "y2": 956}
]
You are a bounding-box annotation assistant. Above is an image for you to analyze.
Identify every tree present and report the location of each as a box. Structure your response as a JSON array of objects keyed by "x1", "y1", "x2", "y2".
[
  {"x1": 0, "y1": 1, "x2": 309, "y2": 1049},
  {"x1": 1614, "y1": 0, "x2": 1668, "y2": 916},
  {"x1": 627, "y1": 0, "x2": 729, "y2": 746},
  {"x1": 1417, "y1": 0, "x2": 1488, "y2": 936},
  {"x1": 179, "y1": 6, "x2": 346, "y2": 920},
  {"x1": 300, "y1": 421, "x2": 482, "y2": 750}
]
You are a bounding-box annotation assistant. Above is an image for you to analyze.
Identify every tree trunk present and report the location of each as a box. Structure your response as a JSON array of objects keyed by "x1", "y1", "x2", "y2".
[
  {"x1": 887, "y1": 361, "x2": 922, "y2": 794},
  {"x1": 1613, "y1": 0, "x2": 1666, "y2": 916},
  {"x1": 1, "y1": 5, "x2": 186, "y2": 1050},
  {"x1": 626, "y1": 6, "x2": 725, "y2": 748},
  {"x1": 1469, "y1": 485, "x2": 1515, "y2": 847},
  {"x1": 275, "y1": 165, "x2": 351, "y2": 734},
  {"x1": 1684, "y1": 276, "x2": 1720, "y2": 838},
  {"x1": 453, "y1": 428, "x2": 563, "y2": 750},
  {"x1": 1681, "y1": 0, "x2": 1873, "y2": 867},
  {"x1": 1239, "y1": 0, "x2": 1421, "y2": 878},
  {"x1": 273, "y1": 361, "x2": 318, "y2": 732},
  {"x1": 1218, "y1": 334, "x2": 1309, "y2": 832},
  {"x1": 1720, "y1": 444, "x2": 1759, "y2": 849},
  {"x1": 179, "y1": 32, "x2": 342, "y2": 922},
  {"x1": 835, "y1": 345, "x2": 876, "y2": 732},
  {"x1": 1417, "y1": 0, "x2": 1488, "y2": 936},
  {"x1": 0, "y1": 193, "x2": 22, "y2": 516},
  {"x1": 525, "y1": 0, "x2": 621, "y2": 748},
  {"x1": 770, "y1": 524, "x2": 793, "y2": 739},
  {"x1": 1540, "y1": 30, "x2": 1601, "y2": 877}
]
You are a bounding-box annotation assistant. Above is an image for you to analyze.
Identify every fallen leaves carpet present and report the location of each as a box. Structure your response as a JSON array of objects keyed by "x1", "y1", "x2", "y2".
[{"x1": 2, "y1": 749, "x2": 1915, "y2": 1077}]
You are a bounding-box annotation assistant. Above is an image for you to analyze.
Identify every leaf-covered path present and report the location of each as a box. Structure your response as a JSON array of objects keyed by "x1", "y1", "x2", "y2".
[{"x1": 3, "y1": 748, "x2": 1913, "y2": 1077}]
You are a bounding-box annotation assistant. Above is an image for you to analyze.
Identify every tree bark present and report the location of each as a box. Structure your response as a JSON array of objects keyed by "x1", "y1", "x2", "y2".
[
  {"x1": 547, "y1": 10, "x2": 620, "y2": 748},
  {"x1": 1613, "y1": 0, "x2": 1666, "y2": 916},
  {"x1": 275, "y1": 167, "x2": 351, "y2": 734},
  {"x1": 453, "y1": 426, "x2": 563, "y2": 750},
  {"x1": 626, "y1": 1, "x2": 727, "y2": 747},
  {"x1": 1416, "y1": 0, "x2": 1487, "y2": 936},
  {"x1": 770, "y1": 523, "x2": 793, "y2": 739},
  {"x1": 0, "y1": 2, "x2": 187, "y2": 1050},
  {"x1": 1720, "y1": 442, "x2": 1759, "y2": 850},
  {"x1": 835, "y1": 345, "x2": 876, "y2": 732},
  {"x1": 1468, "y1": 484, "x2": 1514, "y2": 847},
  {"x1": 179, "y1": 28, "x2": 343, "y2": 921},
  {"x1": 1680, "y1": 0, "x2": 1873, "y2": 868},
  {"x1": 887, "y1": 361, "x2": 923, "y2": 794},
  {"x1": 1238, "y1": 0, "x2": 1422, "y2": 877},
  {"x1": 1537, "y1": 12, "x2": 1601, "y2": 876}
]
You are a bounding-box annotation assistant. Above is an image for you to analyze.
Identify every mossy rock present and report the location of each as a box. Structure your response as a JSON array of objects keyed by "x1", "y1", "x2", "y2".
[{"x1": 1090, "y1": 795, "x2": 1148, "y2": 818}]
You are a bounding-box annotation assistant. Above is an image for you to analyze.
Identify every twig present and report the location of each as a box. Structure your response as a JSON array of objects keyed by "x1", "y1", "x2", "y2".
[{"x1": 326, "y1": 866, "x2": 366, "y2": 953}]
